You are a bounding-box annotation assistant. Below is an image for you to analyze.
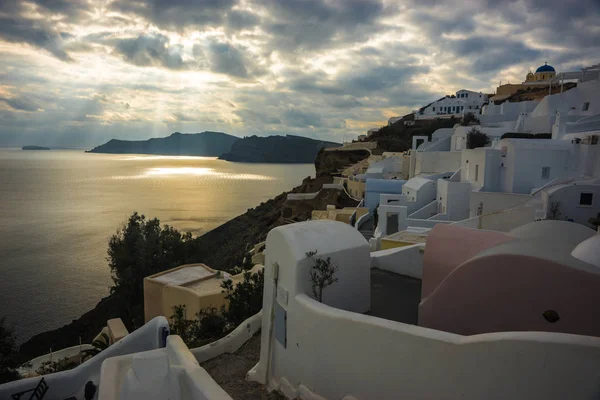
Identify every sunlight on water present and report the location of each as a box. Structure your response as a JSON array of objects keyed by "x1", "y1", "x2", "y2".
[
  {"x1": 143, "y1": 167, "x2": 274, "y2": 180},
  {"x1": 0, "y1": 149, "x2": 313, "y2": 342},
  {"x1": 119, "y1": 155, "x2": 219, "y2": 161},
  {"x1": 145, "y1": 167, "x2": 215, "y2": 176}
]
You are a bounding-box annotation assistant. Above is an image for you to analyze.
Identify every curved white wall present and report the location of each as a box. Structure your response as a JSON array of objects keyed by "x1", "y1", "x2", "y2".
[{"x1": 0, "y1": 317, "x2": 169, "y2": 400}]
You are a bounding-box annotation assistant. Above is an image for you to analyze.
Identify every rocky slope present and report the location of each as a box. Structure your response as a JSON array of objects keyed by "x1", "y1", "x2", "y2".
[{"x1": 87, "y1": 131, "x2": 239, "y2": 157}]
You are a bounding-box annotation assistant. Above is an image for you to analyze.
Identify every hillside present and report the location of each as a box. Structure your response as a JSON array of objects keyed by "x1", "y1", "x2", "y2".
[
  {"x1": 86, "y1": 131, "x2": 239, "y2": 157},
  {"x1": 219, "y1": 134, "x2": 341, "y2": 163},
  {"x1": 368, "y1": 115, "x2": 458, "y2": 152}
]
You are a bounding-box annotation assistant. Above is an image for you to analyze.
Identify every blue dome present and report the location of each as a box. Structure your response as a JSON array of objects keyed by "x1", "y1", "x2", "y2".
[{"x1": 536, "y1": 63, "x2": 555, "y2": 73}]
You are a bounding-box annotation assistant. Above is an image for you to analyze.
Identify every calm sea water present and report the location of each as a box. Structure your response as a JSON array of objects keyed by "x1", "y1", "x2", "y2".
[{"x1": 0, "y1": 148, "x2": 314, "y2": 342}]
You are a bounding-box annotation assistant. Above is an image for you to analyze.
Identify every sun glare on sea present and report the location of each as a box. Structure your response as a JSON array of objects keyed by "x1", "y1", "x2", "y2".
[
  {"x1": 144, "y1": 167, "x2": 215, "y2": 176},
  {"x1": 141, "y1": 167, "x2": 274, "y2": 180}
]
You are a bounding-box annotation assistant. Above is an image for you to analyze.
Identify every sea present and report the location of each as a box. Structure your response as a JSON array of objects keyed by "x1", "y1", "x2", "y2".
[{"x1": 0, "y1": 148, "x2": 314, "y2": 343}]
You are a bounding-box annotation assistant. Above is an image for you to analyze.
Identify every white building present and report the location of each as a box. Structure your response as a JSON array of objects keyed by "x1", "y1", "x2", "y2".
[
  {"x1": 541, "y1": 178, "x2": 600, "y2": 228},
  {"x1": 367, "y1": 128, "x2": 379, "y2": 137},
  {"x1": 415, "y1": 90, "x2": 489, "y2": 120}
]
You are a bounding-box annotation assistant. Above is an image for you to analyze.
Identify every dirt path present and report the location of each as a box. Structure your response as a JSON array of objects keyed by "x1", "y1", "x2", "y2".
[{"x1": 201, "y1": 333, "x2": 285, "y2": 400}]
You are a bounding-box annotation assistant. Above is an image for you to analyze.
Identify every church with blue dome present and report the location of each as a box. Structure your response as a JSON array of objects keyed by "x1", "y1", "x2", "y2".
[{"x1": 525, "y1": 62, "x2": 556, "y2": 82}]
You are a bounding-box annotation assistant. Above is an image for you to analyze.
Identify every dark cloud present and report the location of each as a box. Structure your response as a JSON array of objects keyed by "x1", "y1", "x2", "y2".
[
  {"x1": 234, "y1": 108, "x2": 281, "y2": 126},
  {"x1": 447, "y1": 37, "x2": 542, "y2": 73},
  {"x1": 113, "y1": 34, "x2": 187, "y2": 69},
  {"x1": 110, "y1": 0, "x2": 237, "y2": 31},
  {"x1": 282, "y1": 107, "x2": 323, "y2": 128},
  {"x1": 329, "y1": 96, "x2": 362, "y2": 109},
  {"x1": 259, "y1": 0, "x2": 386, "y2": 52},
  {"x1": 411, "y1": 11, "x2": 476, "y2": 37},
  {"x1": 206, "y1": 40, "x2": 265, "y2": 78},
  {"x1": 33, "y1": 0, "x2": 91, "y2": 19},
  {"x1": 0, "y1": 15, "x2": 73, "y2": 61},
  {"x1": 0, "y1": 96, "x2": 41, "y2": 112},
  {"x1": 226, "y1": 10, "x2": 260, "y2": 30}
]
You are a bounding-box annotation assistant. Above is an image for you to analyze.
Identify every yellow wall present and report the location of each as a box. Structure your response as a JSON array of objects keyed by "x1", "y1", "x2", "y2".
[
  {"x1": 380, "y1": 240, "x2": 417, "y2": 251},
  {"x1": 144, "y1": 264, "x2": 263, "y2": 323},
  {"x1": 347, "y1": 178, "x2": 366, "y2": 199}
]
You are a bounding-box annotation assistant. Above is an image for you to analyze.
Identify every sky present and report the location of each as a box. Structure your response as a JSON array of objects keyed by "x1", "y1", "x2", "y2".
[{"x1": 0, "y1": 0, "x2": 599, "y2": 147}]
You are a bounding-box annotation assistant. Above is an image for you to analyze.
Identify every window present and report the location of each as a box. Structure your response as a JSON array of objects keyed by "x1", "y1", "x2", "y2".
[
  {"x1": 541, "y1": 166, "x2": 550, "y2": 179},
  {"x1": 582, "y1": 102, "x2": 590, "y2": 111},
  {"x1": 432, "y1": 107, "x2": 435, "y2": 111},
  {"x1": 580, "y1": 193, "x2": 593, "y2": 206},
  {"x1": 466, "y1": 93, "x2": 469, "y2": 98},
  {"x1": 475, "y1": 165, "x2": 479, "y2": 181}
]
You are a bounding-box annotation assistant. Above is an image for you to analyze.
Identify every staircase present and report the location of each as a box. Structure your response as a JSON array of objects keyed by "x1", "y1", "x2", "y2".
[{"x1": 11, "y1": 378, "x2": 48, "y2": 400}]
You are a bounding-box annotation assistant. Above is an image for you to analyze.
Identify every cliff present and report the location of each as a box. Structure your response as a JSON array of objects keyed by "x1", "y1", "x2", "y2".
[
  {"x1": 219, "y1": 135, "x2": 341, "y2": 163},
  {"x1": 17, "y1": 148, "x2": 368, "y2": 362},
  {"x1": 86, "y1": 131, "x2": 239, "y2": 157}
]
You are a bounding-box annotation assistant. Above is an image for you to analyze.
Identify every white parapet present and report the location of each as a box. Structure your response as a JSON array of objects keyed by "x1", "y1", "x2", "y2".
[
  {"x1": 370, "y1": 244, "x2": 424, "y2": 278},
  {"x1": 99, "y1": 335, "x2": 232, "y2": 400},
  {"x1": 248, "y1": 221, "x2": 600, "y2": 400},
  {"x1": 0, "y1": 317, "x2": 170, "y2": 400}
]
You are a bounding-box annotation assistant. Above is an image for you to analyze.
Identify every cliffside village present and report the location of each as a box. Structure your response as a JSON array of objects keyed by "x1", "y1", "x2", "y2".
[{"x1": 3, "y1": 63, "x2": 600, "y2": 400}]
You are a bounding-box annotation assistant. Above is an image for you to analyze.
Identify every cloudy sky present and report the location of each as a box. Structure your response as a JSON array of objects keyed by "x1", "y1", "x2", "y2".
[{"x1": 0, "y1": 0, "x2": 599, "y2": 147}]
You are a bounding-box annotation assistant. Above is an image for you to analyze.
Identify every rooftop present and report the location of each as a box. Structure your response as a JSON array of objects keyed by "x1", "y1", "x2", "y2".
[{"x1": 150, "y1": 264, "x2": 216, "y2": 286}]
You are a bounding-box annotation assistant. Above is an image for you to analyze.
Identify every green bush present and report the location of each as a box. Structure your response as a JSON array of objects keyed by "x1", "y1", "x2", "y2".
[
  {"x1": 0, "y1": 317, "x2": 20, "y2": 384},
  {"x1": 168, "y1": 268, "x2": 265, "y2": 346},
  {"x1": 35, "y1": 357, "x2": 77, "y2": 376},
  {"x1": 466, "y1": 128, "x2": 490, "y2": 149}
]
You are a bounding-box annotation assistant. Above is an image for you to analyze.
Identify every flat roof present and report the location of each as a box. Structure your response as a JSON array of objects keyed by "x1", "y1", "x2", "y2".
[
  {"x1": 151, "y1": 265, "x2": 215, "y2": 286},
  {"x1": 384, "y1": 227, "x2": 430, "y2": 243}
]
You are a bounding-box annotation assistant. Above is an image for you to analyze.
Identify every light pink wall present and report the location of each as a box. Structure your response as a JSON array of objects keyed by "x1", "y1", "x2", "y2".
[
  {"x1": 422, "y1": 224, "x2": 513, "y2": 299},
  {"x1": 419, "y1": 254, "x2": 600, "y2": 337}
]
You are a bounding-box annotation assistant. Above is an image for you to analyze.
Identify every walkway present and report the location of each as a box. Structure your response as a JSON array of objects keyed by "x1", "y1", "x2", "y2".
[{"x1": 201, "y1": 334, "x2": 284, "y2": 400}]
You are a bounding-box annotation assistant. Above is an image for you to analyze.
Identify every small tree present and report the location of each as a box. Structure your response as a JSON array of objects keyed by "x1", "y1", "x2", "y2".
[
  {"x1": 460, "y1": 112, "x2": 480, "y2": 126},
  {"x1": 547, "y1": 201, "x2": 561, "y2": 220},
  {"x1": 306, "y1": 251, "x2": 339, "y2": 303},
  {"x1": 466, "y1": 128, "x2": 490, "y2": 149},
  {"x1": 0, "y1": 317, "x2": 20, "y2": 384},
  {"x1": 169, "y1": 305, "x2": 197, "y2": 345},
  {"x1": 221, "y1": 269, "x2": 264, "y2": 327}
]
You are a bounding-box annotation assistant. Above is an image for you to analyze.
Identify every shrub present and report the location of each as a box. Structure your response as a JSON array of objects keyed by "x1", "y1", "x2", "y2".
[
  {"x1": 466, "y1": 128, "x2": 490, "y2": 149},
  {"x1": 0, "y1": 317, "x2": 20, "y2": 384},
  {"x1": 36, "y1": 357, "x2": 77, "y2": 376},
  {"x1": 306, "y1": 250, "x2": 339, "y2": 303},
  {"x1": 169, "y1": 305, "x2": 197, "y2": 345},
  {"x1": 547, "y1": 202, "x2": 561, "y2": 220},
  {"x1": 222, "y1": 269, "x2": 265, "y2": 327},
  {"x1": 168, "y1": 268, "x2": 265, "y2": 346},
  {"x1": 460, "y1": 113, "x2": 480, "y2": 126}
]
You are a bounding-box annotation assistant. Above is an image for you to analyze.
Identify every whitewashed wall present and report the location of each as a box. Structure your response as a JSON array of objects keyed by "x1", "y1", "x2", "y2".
[
  {"x1": 469, "y1": 192, "x2": 531, "y2": 218},
  {"x1": 0, "y1": 317, "x2": 170, "y2": 400},
  {"x1": 437, "y1": 180, "x2": 471, "y2": 221},
  {"x1": 249, "y1": 221, "x2": 600, "y2": 400},
  {"x1": 414, "y1": 151, "x2": 461, "y2": 176},
  {"x1": 543, "y1": 183, "x2": 600, "y2": 228}
]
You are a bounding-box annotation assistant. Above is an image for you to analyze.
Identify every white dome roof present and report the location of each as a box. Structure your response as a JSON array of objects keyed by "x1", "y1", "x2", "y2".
[{"x1": 571, "y1": 234, "x2": 600, "y2": 268}]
